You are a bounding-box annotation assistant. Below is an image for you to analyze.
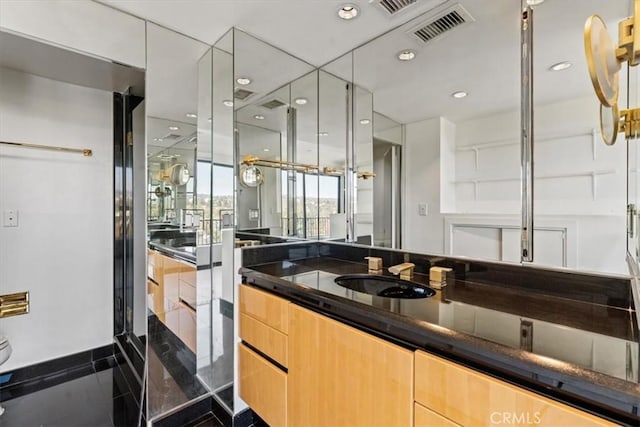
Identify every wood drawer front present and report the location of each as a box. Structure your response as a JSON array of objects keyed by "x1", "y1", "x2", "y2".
[
  {"x1": 147, "y1": 279, "x2": 163, "y2": 315},
  {"x1": 239, "y1": 343, "x2": 287, "y2": 427},
  {"x1": 239, "y1": 285, "x2": 288, "y2": 334},
  {"x1": 415, "y1": 403, "x2": 460, "y2": 427},
  {"x1": 179, "y1": 262, "x2": 196, "y2": 286},
  {"x1": 179, "y1": 281, "x2": 196, "y2": 308},
  {"x1": 147, "y1": 250, "x2": 163, "y2": 282},
  {"x1": 240, "y1": 312, "x2": 288, "y2": 367},
  {"x1": 414, "y1": 351, "x2": 615, "y2": 427}
]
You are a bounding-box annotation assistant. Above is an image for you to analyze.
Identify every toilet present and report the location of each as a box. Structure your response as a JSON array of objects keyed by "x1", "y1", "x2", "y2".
[{"x1": 0, "y1": 336, "x2": 11, "y2": 416}]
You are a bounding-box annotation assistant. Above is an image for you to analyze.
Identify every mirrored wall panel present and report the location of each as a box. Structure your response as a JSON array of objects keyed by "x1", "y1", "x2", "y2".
[
  {"x1": 145, "y1": 23, "x2": 211, "y2": 420},
  {"x1": 533, "y1": 0, "x2": 631, "y2": 275},
  {"x1": 322, "y1": 1, "x2": 522, "y2": 260},
  {"x1": 233, "y1": 29, "x2": 316, "y2": 241},
  {"x1": 202, "y1": 28, "x2": 235, "y2": 412}
]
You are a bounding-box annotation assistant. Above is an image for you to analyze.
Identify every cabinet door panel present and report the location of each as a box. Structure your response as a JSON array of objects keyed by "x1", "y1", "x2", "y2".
[
  {"x1": 239, "y1": 343, "x2": 287, "y2": 427},
  {"x1": 288, "y1": 304, "x2": 413, "y2": 427},
  {"x1": 414, "y1": 403, "x2": 460, "y2": 427},
  {"x1": 414, "y1": 351, "x2": 614, "y2": 427}
]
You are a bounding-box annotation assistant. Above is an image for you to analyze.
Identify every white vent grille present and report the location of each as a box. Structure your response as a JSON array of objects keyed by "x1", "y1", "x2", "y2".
[
  {"x1": 234, "y1": 88, "x2": 254, "y2": 100},
  {"x1": 378, "y1": 0, "x2": 418, "y2": 15},
  {"x1": 407, "y1": 4, "x2": 473, "y2": 44},
  {"x1": 261, "y1": 99, "x2": 287, "y2": 109}
]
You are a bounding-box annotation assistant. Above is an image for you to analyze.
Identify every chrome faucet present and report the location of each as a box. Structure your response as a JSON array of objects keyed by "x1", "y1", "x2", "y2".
[{"x1": 388, "y1": 262, "x2": 415, "y2": 280}]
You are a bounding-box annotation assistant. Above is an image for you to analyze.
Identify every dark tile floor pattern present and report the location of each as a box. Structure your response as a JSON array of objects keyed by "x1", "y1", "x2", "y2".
[
  {"x1": 186, "y1": 412, "x2": 227, "y2": 427},
  {"x1": 0, "y1": 362, "x2": 141, "y2": 427},
  {"x1": 147, "y1": 313, "x2": 208, "y2": 419}
]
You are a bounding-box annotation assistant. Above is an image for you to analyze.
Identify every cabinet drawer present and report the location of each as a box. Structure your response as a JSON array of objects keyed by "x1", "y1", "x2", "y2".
[
  {"x1": 239, "y1": 285, "x2": 288, "y2": 334},
  {"x1": 147, "y1": 249, "x2": 163, "y2": 282},
  {"x1": 415, "y1": 403, "x2": 460, "y2": 427},
  {"x1": 240, "y1": 312, "x2": 288, "y2": 367},
  {"x1": 179, "y1": 281, "x2": 196, "y2": 309},
  {"x1": 147, "y1": 279, "x2": 163, "y2": 315},
  {"x1": 414, "y1": 351, "x2": 614, "y2": 427},
  {"x1": 239, "y1": 343, "x2": 287, "y2": 427},
  {"x1": 179, "y1": 262, "x2": 196, "y2": 286}
]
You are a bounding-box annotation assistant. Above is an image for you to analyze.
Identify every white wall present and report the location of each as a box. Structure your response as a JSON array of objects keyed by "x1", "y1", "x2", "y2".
[
  {"x1": 0, "y1": 0, "x2": 145, "y2": 69},
  {"x1": 402, "y1": 96, "x2": 627, "y2": 274},
  {"x1": 403, "y1": 117, "x2": 454, "y2": 254},
  {"x1": 452, "y1": 96, "x2": 627, "y2": 274},
  {"x1": 0, "y1": 67, "x2": 114, "y2": 371}
]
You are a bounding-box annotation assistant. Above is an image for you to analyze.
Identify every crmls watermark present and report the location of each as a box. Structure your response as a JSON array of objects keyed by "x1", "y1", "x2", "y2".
[{"x1": 490, "y1": 411, "x2": 542, "y2": 425}]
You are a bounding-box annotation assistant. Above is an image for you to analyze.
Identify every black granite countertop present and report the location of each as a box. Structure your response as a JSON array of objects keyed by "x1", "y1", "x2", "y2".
[
  {"x1": 148, "y1": 240, "x2": 196, "y2": 264},
  {"x1": 240, "y1": 242, "x2": 640, "y2": 425}
]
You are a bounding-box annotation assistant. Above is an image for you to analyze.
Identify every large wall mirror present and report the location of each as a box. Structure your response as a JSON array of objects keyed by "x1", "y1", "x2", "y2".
[
  {"x1": 531, "y1": 0, "x2": 630, "y2": 275},
  {"x1": 145, "y1": 23, "x2": 213, "y2": 421},
  {"x1": 233, "y1": 29, "x2": 317, "y2": 241},
  {"x1": 321, "y1": 0, "x2": 634, "y2": 276}
]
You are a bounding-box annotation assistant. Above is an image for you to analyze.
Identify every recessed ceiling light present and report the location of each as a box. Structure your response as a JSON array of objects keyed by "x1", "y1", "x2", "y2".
[
  {"x1": 153, "y1": 138, "x2": 163, "y2": 142},
  {"x1": 359, "y1": 119, "x2": 371, "y2": 125},
  {"x1": 317, "y1": 132, "x2": 329, "y2": 137},
  {"x1": 254, "y1": 115, "x2": 265, "y2": 120},
  {"x1": 549, "y1": 61, "x2": 572, "y2": 71},
  {"x1": 263, "y1": 148, "x2": 270, "y2": 152},
  {"x1": 338, "y1": 4, "x2": 359, "y2": 20},
  {"x1": 397, "y1": 50, "x2": 416, "y2": 61},
  {"x1": 236, "y1": 77, "x2": 252, "y2": 85},
  {"x1": 185, "y1": 113, "x2": 197, "y2": 118},
  {"x1": 222, "y1": 100, "x2": 233, "y2": 107},
  {"x1": 452, "y1": 91, "x2": 468, "y2": 99},
  {"x1": 208, "y1": 117, "x2": 212, "y2": 122},
  {"x1": 294, "y1": 97, "x2": 308, "y2": 105},
  {"x1": 168, "y1": 125, "x2": 180, "y2": 131},
  {"x1": 526, "y1": 0, "x2": 544, "y2": 6}
]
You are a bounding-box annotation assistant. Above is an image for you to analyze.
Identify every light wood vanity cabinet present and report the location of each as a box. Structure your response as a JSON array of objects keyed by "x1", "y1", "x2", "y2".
[
  {"x1": 238, "y1": 285, "x2": 290, "y2": 427},
  {"x1": 237, "y1": 284, "x2": 617, "y2": 427},
  {"x1": 414, "y1": 350, "x2": 615, "y2": 427},
  {"x1": 288, "y1": 304, "x2": 413, "y2": 427},
  {"x1": 147, "y1": 250, "x2": 196, "y2": 352}
]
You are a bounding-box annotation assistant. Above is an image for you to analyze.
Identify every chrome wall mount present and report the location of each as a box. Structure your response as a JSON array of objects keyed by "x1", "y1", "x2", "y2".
[{"x1": 521, "y1": 1, "x2": 534, "y2": 262}]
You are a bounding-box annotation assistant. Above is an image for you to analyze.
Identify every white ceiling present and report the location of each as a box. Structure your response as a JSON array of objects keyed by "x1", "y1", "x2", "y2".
[
  {"x1": 106, "y1": 0, "x2": 631, "y2": 128},
  {"x1": 99, "y1": 0, "x2": 448, "y2": 67},
  {"x1": 109, "y1": 0, "x2": 631, "y2": 169}
]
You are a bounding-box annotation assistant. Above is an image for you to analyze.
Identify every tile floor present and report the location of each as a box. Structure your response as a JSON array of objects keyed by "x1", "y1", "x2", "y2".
[{"x1": 0, "y1": 361, "x2": 141, "y2": 427}]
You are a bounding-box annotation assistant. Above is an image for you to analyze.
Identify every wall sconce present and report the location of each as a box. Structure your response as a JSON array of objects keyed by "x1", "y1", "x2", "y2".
[{"x1": 585, "y1": 1, "x2": 640, "y2": 144}]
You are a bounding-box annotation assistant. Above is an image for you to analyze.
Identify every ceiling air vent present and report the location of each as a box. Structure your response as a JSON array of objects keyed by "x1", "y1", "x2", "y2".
[
  {"x1": 377, "y1": 0, "x2": 418, "y2": 16},
  {"x1": 260, "y1": 99, "x2": 287, "y2": 109},
  {"x1": 160, "y1": 133, "x2": 182, "y2": 140},
  {"x1": 234, "y1": 88, "x2": 254, "y2": 100},
  {"x1": 407, "y1": 3, "x2": 474, "y2": 44}
]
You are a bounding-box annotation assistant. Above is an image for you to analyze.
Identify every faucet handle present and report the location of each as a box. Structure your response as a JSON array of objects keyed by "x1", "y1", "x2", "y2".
[
  {"x1": 364, "y1": 256, "x2": 383, "y2": 273},
  {"x1": 388, "y1": 262, "x2": 415, "y2": 280},
  {"x1": 430, "y1": 266, "x2": 453, "y2": 289}
]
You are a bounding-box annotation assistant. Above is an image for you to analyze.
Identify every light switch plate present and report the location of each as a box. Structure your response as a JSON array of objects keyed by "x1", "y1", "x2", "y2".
[
  {"x1": 3, "y1": 210, "x2": 18, "y2": 227},
  {"x1": 418, "y1": 203, "x2": 428, "y2": 216}
]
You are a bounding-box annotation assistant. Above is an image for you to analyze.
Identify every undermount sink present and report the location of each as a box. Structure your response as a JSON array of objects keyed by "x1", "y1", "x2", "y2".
[{"x1": 334, "y1": 274, "x2": 435, "y2": 299}]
